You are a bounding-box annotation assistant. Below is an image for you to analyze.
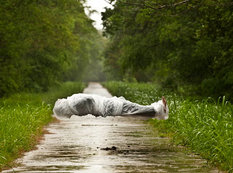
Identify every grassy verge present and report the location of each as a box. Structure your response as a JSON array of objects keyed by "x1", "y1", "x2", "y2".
[
  {"x1": 103, "y1": 81, "x2": 233, "y2": 172},
  {"x1": 0, "y1": 81, "x2": 85, "y2": 170}
]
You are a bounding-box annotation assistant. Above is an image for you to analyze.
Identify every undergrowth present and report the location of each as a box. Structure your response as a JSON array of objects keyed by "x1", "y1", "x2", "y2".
[
  {"x1": 0, "y1": 81, "x2": 85, "y2": 170},
  {"x1": 104, "y1": 81, "x2": 233, "y2": 172}
]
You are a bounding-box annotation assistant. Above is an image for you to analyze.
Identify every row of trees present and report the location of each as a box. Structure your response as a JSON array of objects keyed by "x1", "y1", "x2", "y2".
[
  {"x1": 0, "y1": 0, "x2": 105, "y2": 96},
  {"x1": 102, "y1": 0, "x2": 233, "y2": 98}
]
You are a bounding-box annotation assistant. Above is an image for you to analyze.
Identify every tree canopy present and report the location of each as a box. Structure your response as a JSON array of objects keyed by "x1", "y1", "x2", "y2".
[
  {"x1": 0, "y1": 0, "x2": 104, "y2": 96},
  {"x1": 102, "y1": 0, "x2": 233, "y2": 98}
]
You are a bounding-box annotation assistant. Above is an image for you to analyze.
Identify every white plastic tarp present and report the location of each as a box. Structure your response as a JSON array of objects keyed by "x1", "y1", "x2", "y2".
[{"x1": 53, "y1": 93, "x2": 169, "y2": 120}]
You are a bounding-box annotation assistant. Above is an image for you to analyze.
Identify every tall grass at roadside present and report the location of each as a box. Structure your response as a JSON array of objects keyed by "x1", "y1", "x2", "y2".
[
  {"x1": 104, "y1": 81, "x2": 233, "y2": 172},
  {"x1": 0, "y1": 81, "x2": 85, "y2": 170}
]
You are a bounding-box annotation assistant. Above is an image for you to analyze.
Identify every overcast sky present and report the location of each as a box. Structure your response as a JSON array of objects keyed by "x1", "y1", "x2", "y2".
[{"x1": 84, "y1": 0, "x2": 113, "y2": 30}]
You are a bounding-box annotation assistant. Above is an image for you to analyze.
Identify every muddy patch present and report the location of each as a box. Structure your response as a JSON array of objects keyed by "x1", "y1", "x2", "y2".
[{"x1": 100, "y1": 146, "x2": 117, "y2": 151}]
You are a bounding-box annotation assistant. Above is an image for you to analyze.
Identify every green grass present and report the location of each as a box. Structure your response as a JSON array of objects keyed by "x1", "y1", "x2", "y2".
[
  {"x1": 0, "y1": 81, "x2": 85, "y2": 170},
  {"x1": 103, "y1": 81, "x2": 233, "y2": 172}
]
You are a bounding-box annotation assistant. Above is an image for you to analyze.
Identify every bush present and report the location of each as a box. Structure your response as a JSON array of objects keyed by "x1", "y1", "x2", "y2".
[{"x1": 104, "y1": 81, "x2": 233, "y2": 172}]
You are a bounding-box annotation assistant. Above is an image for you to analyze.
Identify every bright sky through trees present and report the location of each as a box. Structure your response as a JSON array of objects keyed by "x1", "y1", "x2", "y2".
[{"x1": 85, "y1": 0, "x2": 112, "y2": 30}]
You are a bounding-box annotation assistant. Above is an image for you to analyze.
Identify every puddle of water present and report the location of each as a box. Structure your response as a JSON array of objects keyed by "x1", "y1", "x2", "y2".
[{"x1": 3, "y1": 83, "x2": 221, "y2": 173}]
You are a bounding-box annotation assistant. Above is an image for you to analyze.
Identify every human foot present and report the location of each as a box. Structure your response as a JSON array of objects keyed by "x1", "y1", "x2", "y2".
[{"x1": 151, "y1": 96, "x2": 169, "y2": 120}]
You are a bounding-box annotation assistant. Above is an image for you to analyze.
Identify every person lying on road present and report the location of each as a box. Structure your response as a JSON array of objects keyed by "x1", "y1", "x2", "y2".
[{"x1": 53, "y1": 93, "x2": 169, "y2": 120}]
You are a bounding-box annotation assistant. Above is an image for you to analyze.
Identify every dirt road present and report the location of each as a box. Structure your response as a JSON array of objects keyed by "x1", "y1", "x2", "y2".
[{"x1": 4, "y1": 83, "x2": 219, "y2": 172}]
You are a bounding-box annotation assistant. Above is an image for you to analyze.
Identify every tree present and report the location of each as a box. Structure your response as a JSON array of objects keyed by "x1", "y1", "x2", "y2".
[
  {"x1": 0, "y1": 0, "x2": 102, "y2": 96},
  {"x1": 102, "y1": 0, "x2": 233, "y2": 98}
]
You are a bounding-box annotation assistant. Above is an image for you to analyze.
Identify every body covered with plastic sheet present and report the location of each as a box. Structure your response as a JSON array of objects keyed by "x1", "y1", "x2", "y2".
[{"x1": 53, "y1": 93, "x2": 169, "y2": 120}]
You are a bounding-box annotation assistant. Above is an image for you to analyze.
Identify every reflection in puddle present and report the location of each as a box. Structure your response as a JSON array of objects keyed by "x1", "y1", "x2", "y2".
[
  {"x1": 4, "y1": 116, "x2": 220, "y2": 173},
  {"x1": 3, "y1": 83, "x2": 220, "y2": 173}
]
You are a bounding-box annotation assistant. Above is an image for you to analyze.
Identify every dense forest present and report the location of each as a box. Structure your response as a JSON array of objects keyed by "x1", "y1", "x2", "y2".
[
  {"x1": 1, "y1": 0, "x2": 232, "y2": 99},
  {"x1": 102, "y1": 0, "x2": 233, "y2": 99},
  {"x1": 0, "y1": 0, "x2": 105, "y2": 97},
  {"x1": 1, "y1": 1, "x2": 233, "y2": 171}
]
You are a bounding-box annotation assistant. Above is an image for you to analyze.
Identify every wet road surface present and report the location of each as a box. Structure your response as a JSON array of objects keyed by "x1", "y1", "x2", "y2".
[{"x1": 4, "y1": 83, "x2": 220, "y2": 173}]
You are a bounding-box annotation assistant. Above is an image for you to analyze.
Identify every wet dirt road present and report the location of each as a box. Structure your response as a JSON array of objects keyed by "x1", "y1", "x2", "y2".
[{"x1": 4, "y1": 83, "x2": 220, "y2": 173}]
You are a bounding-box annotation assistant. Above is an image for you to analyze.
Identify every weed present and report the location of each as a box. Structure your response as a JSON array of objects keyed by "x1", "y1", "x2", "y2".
[
  {"x1": 0, "y1": 81, "x2": 85, "y2": 170},
  {"x1": 104, "y1": 81, "x2": 233, "y2": 172}
]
